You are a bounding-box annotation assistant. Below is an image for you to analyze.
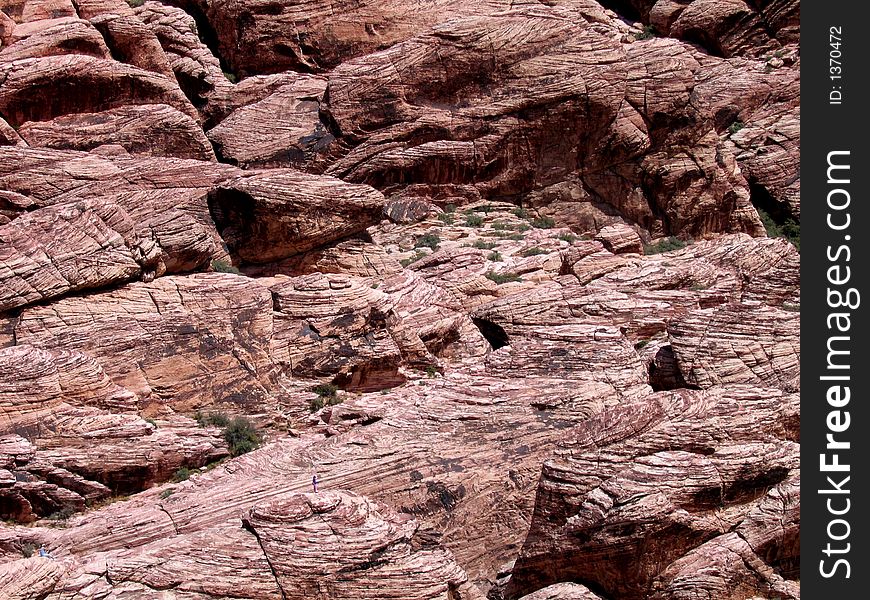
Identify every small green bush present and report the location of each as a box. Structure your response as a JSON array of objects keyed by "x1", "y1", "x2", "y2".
[
  {"x1": 728, "y1": 120, "x2": 745, "y2": 134},
  {"x1": 415, "y1": 233, "x2": 441, "y2": 250},
  {"x1": 464, "y1": 214, "x2": 484, "y2": 227},
  {"x1": 223, "y1": 71, "x2": 238, "y2": 84},
  {"x1": 20, "y1": 543, "x2": 36, "y2": 558},
  {"x1": 486, "y1": 272, "x2": 522, "y2": 284},
  {"x1": 487, "y1": 251, "x2": 502, "y2": 261},
  {"x1": 644, "y1": 237, "x2": 688, "y2": 255},
  {"x1": 532, "y1": 216, "x2": 556, "y2": 229},
  {"x1": 312, "y1": 383, "x2": 338, "y2": 398},
  {"x1": 144, "y1": 417, "x2": 157, "y2": 428},
  {"x1": 425, "y1": 365, "x2": 439, "y2": 378},
  {"x1": 492, "y1": 222, "x2": 508, "y2": 231},
  {"x1": 473, "y1": 240, "x2": 497, "y2": 250},
  {"x1": 224, "y1": 417, "x2": 261, "y2": 457},
  {"x1": 126, "y1": 0, "x2": 144, "y2": 7},
  {"x1": 211, "y1": 259, "x2": 241, "y2": 274},
  {"x1": 195, "y1": 411, "x2": 230, "y2": 428},
  {"x1": 444, "y1": 203, "x2": 457, "y2": 213},
  {"x1": 512, "y1": 207, "x2": 529, "y2": 219},
  {"x1": 400, "y1": 250, "x2": 427, "y2": 267},
  {"x1": 47, "y1": 507, "x2": 75, "y2": 521},
  {"x1": 172, "y1": 467, "x2": 191, "y2": 482},
  {"x1": 758, "y1": 208, "x2": 800, "y2": 251},
  {"x1": 634, "y1": 339, "x2": 650, "y2": 350},
  {"x1": 310, "y1": 397, "x2": 325, "y2": 412},
  {"x1": 521, "y1": 247, "x2": 548, "y2": 257},
  {"x1": 635, "y1": 25, "x2": 656, "y2": 40},
  {"x1": 475, "y1": 204, "x2": 494, "y2": 213},
  {"x1": 506, "y1": 233, "x2": 525, "y2": 241},
  {"x1": 558, "y1": 233, "x2": 578, "y2": 243},
  {"x1": 160, "y1": 489, "x2": 175, "y2": 499},
  {"x1": 437, "y1": 212, "x2": 454, "y2": 225}
]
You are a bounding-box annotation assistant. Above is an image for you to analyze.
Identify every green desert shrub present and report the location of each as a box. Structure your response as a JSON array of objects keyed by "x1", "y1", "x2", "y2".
[
  {"x1": 211, "y1": 259, "x2": 241, "y2": 274},
  {"x1": 414, "y1": 233, "x2": 441, "y2": 250},
  {"x1": 486, "y1": 272, "x2": 522, "y2": 284},
  {"x1": 532, "y1": 216, "x2": 556, "y2": 229},
  {"x1": 224, "y1": 417, "x2": 261, "y2": 457},
  {"x1": 643, "y1": 237, "x2": 687, "y2": 255}
]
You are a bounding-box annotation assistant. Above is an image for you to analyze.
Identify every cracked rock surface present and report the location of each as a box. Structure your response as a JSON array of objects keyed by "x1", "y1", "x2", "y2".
[{"x1": 1, "y1": 0, "x2": 799, "y2": 598}]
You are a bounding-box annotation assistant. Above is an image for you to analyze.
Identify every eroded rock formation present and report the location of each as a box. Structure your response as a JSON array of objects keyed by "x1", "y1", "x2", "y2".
[{"x1": 0, "y1": 0, "x2": 799, "y2": 598}]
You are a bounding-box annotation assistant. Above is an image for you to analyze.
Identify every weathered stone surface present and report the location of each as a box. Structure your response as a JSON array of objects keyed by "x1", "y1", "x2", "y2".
[
  {"x1": 17, "y1": 104, "x2": 216, "y2": 160},
  {"x1": 0, "y1": 54, "x2": 198, "y2": 127},
  {"x1": 270, "y1": 273, "x2": 405, "y2": 388},
  {"x1": 668, "y1": 302, "x2": 800, "y2": 391},
  {"x1": 518, "y1": 583, "x2": 604, "y2": 600},
  {"x1": 208, "y1": 170, "x2": 386, "y2": 264},
  {"x1": 507, "y1": 386, "x2": 799, "y2": 599},
  {"x1": 243, "y1": 490, "x2": 483, "y2": 599},
  {"x1": 321, "y1": 10, "x2": 765, "y2": 239},
  {"x1": 0, "y1": 2, "x2": 800, "y2": 598},
  {"x1": 619, "y1": 0, "x2": 798, "y2": 57},
  {"x1": 594, "y1": 223, "x2": 643, "y2": 254},
  {"x1": 0, "y1": 199, "x2": 141, "y2": 311},
  {"x1": 207, "y1": 76, "x2": 332, "y2": 169},
  {"x1": 14, "y1": 274, "x2": 279, "y2": 410}
]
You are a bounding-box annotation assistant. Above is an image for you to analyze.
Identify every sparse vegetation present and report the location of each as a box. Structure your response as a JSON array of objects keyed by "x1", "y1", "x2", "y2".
[
  {"x1": 532, "y1": 216, "x2": 556, "y2": 229},
  {"x1": 512, "y1": 207, "x2": 529, "y2": 219},
  {"x1": 487, "y1": 251, "x2": 502, "y2": 261},
  {"x1": 20, "y1": 543, "x2": 36, "y2": 558},
  {"x1": 758, "y1": 208, "x2": 800, "y2": 251},
  {"x1": 425, "y1": 365, "x2": 439, "y2": 378},
  {"x1": 444, "y1": 203, "x2": 457, "y2": 213},
  {"x1": 400, "y1": 250, "x2": 427, "y2": 267},
  {"x1": 492, "y1": 222, "x2": 508, "y2": 231},
  {"x1": 521, "y1": 247, "x2": 548, "y2": 257},
  {"x1": 473, "y1": 240, "x2": 497, "y2": 250},
  {"x1": 173, "y1": 467, "x2": 191, "y2": 482},
  {"x1": 223, "y1": 71, "x2": 239, "y2": 84},
  {"x1": 313, "y1": 383, "x2": 339, "y2": 398},
  {"x1": 126, "y1": 0, "x2": 144, "y2": 7},
  {"x1": 195, "y1": 411, "x2": 230, "y2": 428},
  {"x1": 415, "y1": 233, "x2": 441, "y2": 250},
  {"x1": 309, "y1": 384, "x2": 343, "y2": 412},
  {"x1": 475, "y1": 204, "x2": 495, "y2": 213},
  {"x1": 689, "y1": 283, "x2": 710, "y2": 291},
  {"x1": 437, "y1": 212, "x2": 455, "y2": 225},
  {"x1": 486, "y1": 271, "x2": 522, "y2": 284},
  {"x1": 211, "y1": 259, "x2": 241, "y2": 274},
  {"x1": 558, "y1": 232, "x2": 578, "y2": 243},
  {"x1": 506, "y1": 233, "x2": 526, "y2": 241},
  {"x1": 47, "y1": 507, "x2": 76, "y2": 521},
  {"x1": 160, "y1": 489, "x2": 175, "y2": 499},
  {"x1": 634, "y1": 339, "x2": 650, "y2": 350},
  {"x1": 644, "y1": 237, "x2": 688, "y2": 255},
  {"x1": 144, "y1": 417, "x2": 157, "y2": 428},
  {"x1": 728, "y1": 120, "x2": 745, "y2": 134},
  {"x1": 635, "y1": 24, "x2": 656, "y2": 40},
  {"x1": 224, "y1": 417, "x2": 262, "y2": 457},
  {"x1": 464, "y1": 214, "x2": 484, "y2": 227}
]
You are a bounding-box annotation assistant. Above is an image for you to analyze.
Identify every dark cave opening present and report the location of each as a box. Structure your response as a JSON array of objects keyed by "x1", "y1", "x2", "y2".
[{"x1": 472, "y1": 317, "x2": 510, "y2": 350}]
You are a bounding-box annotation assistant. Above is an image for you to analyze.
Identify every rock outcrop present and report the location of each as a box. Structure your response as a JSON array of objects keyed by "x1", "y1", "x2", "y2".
[{"x1": 0, "y1": 1, "x2": 800, "y2": 598}]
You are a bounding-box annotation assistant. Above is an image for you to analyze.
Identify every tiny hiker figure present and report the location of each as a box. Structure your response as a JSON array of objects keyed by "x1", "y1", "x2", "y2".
[
  {"x1": 312, "y1": 473, "x2": 318, "y2": 493},
  {"x1": 37, "y1": 547, "x2": 55, "y2": 560}
]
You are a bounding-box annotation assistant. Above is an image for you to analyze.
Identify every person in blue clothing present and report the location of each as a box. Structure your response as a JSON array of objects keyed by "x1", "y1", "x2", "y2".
[
  {"x1": 312, "y1": 473, "x2": 319, "y2": 493},
  {"x1": 37, "y1": 547, "x2": 55, "y2": 560}
]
